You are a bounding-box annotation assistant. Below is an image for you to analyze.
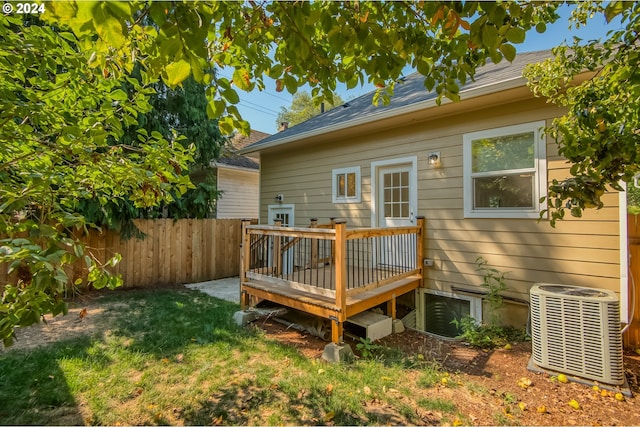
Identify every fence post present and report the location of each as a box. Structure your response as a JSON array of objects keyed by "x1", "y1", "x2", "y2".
[
  {"x1": 240, "y1": 219, "x2": 252, "y2": 309},
  {"x1": 416, "y1": 216, "x2": 425, "y2": 286},
  {"x1": 333, "y1": 219, "x2": 347, "y2": 343}
]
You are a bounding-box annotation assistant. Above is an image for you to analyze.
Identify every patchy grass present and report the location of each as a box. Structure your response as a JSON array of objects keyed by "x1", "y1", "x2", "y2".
[{"x1": 0, "y1": 288, "x2": 455, "y2": 426}]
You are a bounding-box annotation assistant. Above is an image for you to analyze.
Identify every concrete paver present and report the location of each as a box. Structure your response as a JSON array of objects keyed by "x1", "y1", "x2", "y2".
[{"x1": 184, "y1": 277, "x2": 240, "y2": 303}]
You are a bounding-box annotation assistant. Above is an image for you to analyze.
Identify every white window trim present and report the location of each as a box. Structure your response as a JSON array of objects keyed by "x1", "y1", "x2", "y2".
[
  {"x1": 332, "y1": 166, "x2": 361, "y2": 204},
  {"x1": 463, "y1": 121, "x2": 547, "y2": 219}
]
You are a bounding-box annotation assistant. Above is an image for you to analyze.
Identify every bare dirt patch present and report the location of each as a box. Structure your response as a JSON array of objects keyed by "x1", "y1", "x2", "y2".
[
  {"x1": 1, "y1": 295, "x2": 121, "y2": 353},
  {"x1": 256, "y1": 317, "x2": 640, "y2": 426}
]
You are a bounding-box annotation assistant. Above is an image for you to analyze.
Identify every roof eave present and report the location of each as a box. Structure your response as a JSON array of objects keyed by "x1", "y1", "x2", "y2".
[
  {"x1": 238, "y1": 76, "x2": 527, "y2": 155},
  {"x1": 213, "y1": 161, "x2": 260, "y2": 172}
]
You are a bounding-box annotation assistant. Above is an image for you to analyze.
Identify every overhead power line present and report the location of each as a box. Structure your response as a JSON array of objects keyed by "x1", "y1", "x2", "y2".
[{"x1": 238, "y1": 102, "x2": 278, "y2": 117}]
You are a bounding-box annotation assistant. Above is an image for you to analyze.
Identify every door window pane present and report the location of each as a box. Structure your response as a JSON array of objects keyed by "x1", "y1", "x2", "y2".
[{"x1": 383, "y1": 171, "x2": 410, "y2": 219}]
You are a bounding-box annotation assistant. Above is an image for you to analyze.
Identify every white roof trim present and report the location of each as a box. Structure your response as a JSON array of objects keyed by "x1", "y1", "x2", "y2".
[
  {"x1": 213, "y1": 162, "x2": 260, "y2": 172},
  {"x1": 239, "y1": 76, "x2": 527, "y2": 154}
]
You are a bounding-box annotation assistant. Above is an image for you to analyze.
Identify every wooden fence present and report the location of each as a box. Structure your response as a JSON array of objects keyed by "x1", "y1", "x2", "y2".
[
  {"x1": 625, "y1": 214, "x2": 640, "y2": 347},
  {"x1": 1, "y1": 218, "x2": 250, "y2": 290}
]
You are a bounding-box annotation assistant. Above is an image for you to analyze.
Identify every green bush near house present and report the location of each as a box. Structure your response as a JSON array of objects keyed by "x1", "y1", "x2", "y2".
[
  {"x1": 453, "y1": 316, "x2": 530, "y2": 349},
  {"x1": 453, "y1": 257, "x2": 529, "y2": 349}
]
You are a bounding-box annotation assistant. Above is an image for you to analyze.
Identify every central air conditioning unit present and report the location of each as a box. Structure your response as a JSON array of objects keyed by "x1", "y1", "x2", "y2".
[{"x1": 530, "y1": 284, "x2": 624, "y2": 385}]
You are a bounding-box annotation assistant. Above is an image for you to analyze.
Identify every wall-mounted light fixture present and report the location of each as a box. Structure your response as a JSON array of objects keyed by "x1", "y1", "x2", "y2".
[
  {"x1": 275, "y1": 194, "x2": 284, "y2": 202},
  {"x1": 427, "y1": 151, "x2": 441, "y2": 167}
]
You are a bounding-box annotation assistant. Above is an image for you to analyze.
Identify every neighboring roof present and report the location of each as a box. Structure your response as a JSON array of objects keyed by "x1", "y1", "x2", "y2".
[
  {"x1": 216, "y1": 151, "x2": 260, "y2": 170},
  {"x1": 239, "y1": 49, "x2": 553, "y2": 154},
  {"x1": 216, "y1": 130, "x2": 270, "y2": 170},
  {"x1": 230, "y1": 130, "x2": 271, "y2": 150}
]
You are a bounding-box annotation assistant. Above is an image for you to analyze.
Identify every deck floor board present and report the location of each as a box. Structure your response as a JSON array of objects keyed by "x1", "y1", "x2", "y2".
[{"x1": 242, "y1": 273, "x2": 422, "y2": 319}]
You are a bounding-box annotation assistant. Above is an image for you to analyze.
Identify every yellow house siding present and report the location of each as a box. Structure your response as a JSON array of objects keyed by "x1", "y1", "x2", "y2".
[
  {"x1": 217, "y1": 168, "x2": 259, "y2": 219},
  {"x1": 258, "y1": 94, "x2": 621, "y2": 307}
]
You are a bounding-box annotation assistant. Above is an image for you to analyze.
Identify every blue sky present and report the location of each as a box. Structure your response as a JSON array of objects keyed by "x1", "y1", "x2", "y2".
[{"x1": 225, "y1": 5, "x2": 618, "y2": 135}]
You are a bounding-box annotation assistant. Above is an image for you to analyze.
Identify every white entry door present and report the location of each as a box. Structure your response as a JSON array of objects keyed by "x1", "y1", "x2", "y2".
[
  {"x1": 268, "y1": 204, "x2": 294, "y2": 227},
  {"x1": 379, "y1": 165, "x2": 415, "y2": 228},
  {"x1": 374, "y1": 159, "x2": 418, "y2": 269}
]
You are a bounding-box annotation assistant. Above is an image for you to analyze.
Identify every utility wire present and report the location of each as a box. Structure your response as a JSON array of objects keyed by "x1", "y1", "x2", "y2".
[
  {"x1": 238, "y1": 102, "x2": 278, "y2": 117},
  {"x1": 241, "y1": 98, "x2": 281, "y2": 115}
]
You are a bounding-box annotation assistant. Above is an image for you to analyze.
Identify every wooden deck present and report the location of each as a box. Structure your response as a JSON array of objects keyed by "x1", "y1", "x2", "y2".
[{"x1": 240, "y1": 218, "x2": 425, "y2": 343}]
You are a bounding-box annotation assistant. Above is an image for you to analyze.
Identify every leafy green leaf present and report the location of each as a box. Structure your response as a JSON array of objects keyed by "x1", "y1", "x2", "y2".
[
  {"x1": 222, "y1": 88, "x2": 240, "y2": 104},
  {"x1": 481, "y1": 24, "x2": 499, "y2": 48},
  {"x1": 604, "y1": 1, "x2": 627, "y2": 23},
  {"x1": 110, "y1": 89, "x2": 128, "y2": 101},
  {"x1": 505, "y1": 27, "x2": 526, "y2": 44},
  {"x1": 165, "y1": 60, "x2": 191, "y2": 87},
  {"x1": 232, "y1": 68, "x2": 252, "y2": 91},
  {"x1": 92, "y1": 4, "x2": 126, "y2": 48},
  {"x1": 499, "y1": 43, "x2": 517, "y2": 62}
]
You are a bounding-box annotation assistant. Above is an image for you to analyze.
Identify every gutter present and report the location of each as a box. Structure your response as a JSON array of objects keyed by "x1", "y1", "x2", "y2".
[
  {"x1": 238, "y1": 76, "x2": 528, "y2": 155},
  {"x1": 212, "y1": 161, "x2": 259, "y2": 172}
]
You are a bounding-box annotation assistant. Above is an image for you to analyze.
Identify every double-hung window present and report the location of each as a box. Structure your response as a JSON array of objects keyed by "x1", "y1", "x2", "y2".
[
  {"x1": 463, "y1": 121, "x2": 546, "y2": 218},
  {"x1": 332, "y1": 166, "x2": 361, "y2": 203}
]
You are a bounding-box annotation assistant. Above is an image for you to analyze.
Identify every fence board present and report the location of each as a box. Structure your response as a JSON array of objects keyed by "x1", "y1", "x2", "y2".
[
  {"x1": 625, "y1": 214, "x2": 640, "y2": 347},
  {"x1": 1, "y1": 219, "x2": 250, "y2": 291}
]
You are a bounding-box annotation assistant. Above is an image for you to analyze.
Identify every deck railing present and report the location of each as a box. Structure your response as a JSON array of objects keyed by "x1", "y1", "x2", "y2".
[{"x1": 240, "y1": 217, "x2": 424, "y2": 304}]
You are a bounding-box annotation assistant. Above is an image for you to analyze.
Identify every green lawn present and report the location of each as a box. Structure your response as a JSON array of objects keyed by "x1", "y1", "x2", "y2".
[{"x1": 0, "y1": 288, "x2": 465, "y2": 426}]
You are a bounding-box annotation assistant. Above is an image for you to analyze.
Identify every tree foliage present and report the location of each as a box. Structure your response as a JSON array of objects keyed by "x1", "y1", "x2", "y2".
[
  {"x1": 276, "y1": 91, "x2": 345, "y2": 128},
  {"x1": 9, "y1": 0, "x2": 634, "y2": 344},
  {"x1": 43, "y1": 1, "x2": 561, "y2": 133},
  {"x1": 0, "y1": 14, "x2": 193, "y2": 345},
  {"x1": 80, "y1": 73, "x2": 227, "y2": 239},
  {"x1": 138, "y1": 76, "x2": 226, "y2": 220},
  {"x1": 525, "y1": 1, "x2": 640, "y2": 225}
]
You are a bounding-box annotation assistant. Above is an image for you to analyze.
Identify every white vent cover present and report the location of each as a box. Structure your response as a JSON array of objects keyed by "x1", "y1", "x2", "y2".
[{"x1": 530, "y1": 284, "x2": 624, "y2": 385}]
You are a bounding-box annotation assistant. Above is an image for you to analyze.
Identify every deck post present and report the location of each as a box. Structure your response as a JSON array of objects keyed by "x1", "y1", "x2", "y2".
[
  {"x1": 333, "y1": 219, "x2": 348, "y2": 343},
  {"x1": 387, "y1": 296, "x2": 397, "y2": 319},
  {"x1": 240, "y1": 219, "x2": 252, "y2": 309},
  {"x1": 330, "y1": 218, "x2": 336, "y2": 264},
  {"x1": 416, "y1": 216, "x2": 425, "y2": 286},
  {"x1": 273, "y1": 219, "x2": 282, "y2": 276},
  {"x1": 310, "y1": 218, "x2": 318, "y2": 268}
]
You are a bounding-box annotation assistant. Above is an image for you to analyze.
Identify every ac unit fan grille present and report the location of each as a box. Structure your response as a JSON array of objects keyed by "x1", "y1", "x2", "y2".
[{"x1": 530, "y1": 285, "x2": 624, "y2": 385}]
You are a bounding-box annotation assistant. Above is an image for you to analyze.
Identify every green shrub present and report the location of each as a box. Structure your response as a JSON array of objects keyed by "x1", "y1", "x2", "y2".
[
  {"x1": 453, "y1": 315, "x2": 529, "y2": 349},
  {"x1": 452, "y1": 258, "x2": 529, "y2": 349}
]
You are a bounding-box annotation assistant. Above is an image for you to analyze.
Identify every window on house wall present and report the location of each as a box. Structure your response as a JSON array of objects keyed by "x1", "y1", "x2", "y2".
[
  {"x1": 332, "y1": 166, "x2": 361, "y2": 203},
  {"x1": 463, "y1": 121, "x2": 547, "y2": 218},
  {"x1": 417, "y1": 289, "x2": 482, "y2": 338}
]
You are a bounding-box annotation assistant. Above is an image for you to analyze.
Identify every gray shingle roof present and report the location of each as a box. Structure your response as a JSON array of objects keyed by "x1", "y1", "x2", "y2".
[
  {"x1": 240, "y1": 49, "x2": 552, "y2": 154},
  {"x1": 216, "y1": 151, "x2": 260, "y2": 170},
  {"x1": 216, "y1": 130, "x2": 270, "y2": 170}
]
